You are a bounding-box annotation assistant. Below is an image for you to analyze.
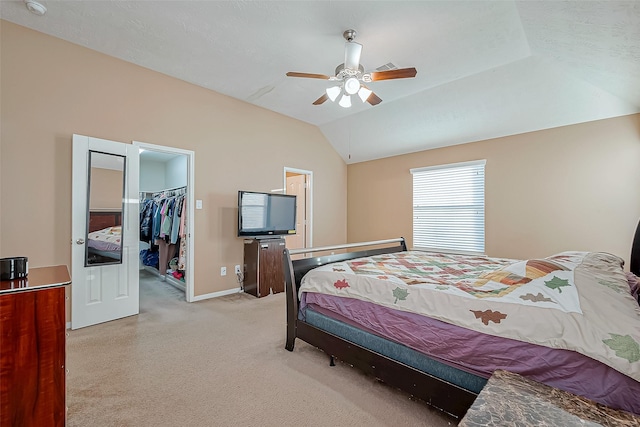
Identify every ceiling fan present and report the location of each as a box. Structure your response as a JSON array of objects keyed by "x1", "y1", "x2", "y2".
[{"x1": 286, "y1": 29, "x2": 417, "y2": 108}]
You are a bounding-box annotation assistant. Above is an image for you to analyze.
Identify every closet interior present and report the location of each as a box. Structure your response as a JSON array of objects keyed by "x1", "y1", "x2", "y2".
[{"x1": 139, "y1": 150, "x2": 188, "y2": 295}]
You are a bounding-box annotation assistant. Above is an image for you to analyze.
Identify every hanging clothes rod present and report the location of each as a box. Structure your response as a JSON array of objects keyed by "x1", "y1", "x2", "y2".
[
  {"x1": 160, "y1": 185, "x2": 186, "y2": 193},
  {"x1": 151, "y1": 186, "x2": 187, "y2": 197}
]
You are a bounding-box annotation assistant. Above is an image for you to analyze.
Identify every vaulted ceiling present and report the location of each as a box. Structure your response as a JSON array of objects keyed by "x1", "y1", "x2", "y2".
[{"x1": 2, "y1": 1, "x2": 639, "y2": 163}]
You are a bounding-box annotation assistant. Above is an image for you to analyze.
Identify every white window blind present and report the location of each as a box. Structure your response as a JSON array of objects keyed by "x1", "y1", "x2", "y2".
[{"x1": 410, "y1": 160, "x2": 486, "y2": 254}]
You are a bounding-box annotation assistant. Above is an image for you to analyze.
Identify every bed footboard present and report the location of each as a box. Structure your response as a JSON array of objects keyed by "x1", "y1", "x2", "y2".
[{"x1": 283, "y1": 238, "x2": 407, "y2": 352}]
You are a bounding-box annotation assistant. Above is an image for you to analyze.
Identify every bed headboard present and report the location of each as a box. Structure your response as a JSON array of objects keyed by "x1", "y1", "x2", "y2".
[
  {"x1": 630, "y1": 219, "x2": 640, "y2": 276},
  {"x1": 88, "y1": 211, "x2": 122, "y2": 233}
]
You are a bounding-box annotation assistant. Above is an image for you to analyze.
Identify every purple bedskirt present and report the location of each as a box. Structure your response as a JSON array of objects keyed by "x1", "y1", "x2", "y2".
[
  {"x1": 301, "y1": 292, "x2": 640, "y2": 415},
  {"x1": 88, "y1": 238, "x2": 120, "y2": 252}
]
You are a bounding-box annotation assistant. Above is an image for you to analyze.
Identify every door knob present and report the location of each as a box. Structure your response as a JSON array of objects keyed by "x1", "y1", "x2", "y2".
[{"x1": 76, "y1": 238, "x2": 85, "y2": 245}]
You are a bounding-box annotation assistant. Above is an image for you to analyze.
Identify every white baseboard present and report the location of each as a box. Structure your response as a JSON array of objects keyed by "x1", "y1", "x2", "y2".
[
  {"x1": 191, "y1": 287, "x2": 241, "y2": 302},
  {"x1": 142, "y1": 265, "x2": 164, "y2": 278},
  {"x1": 142, "y1": 265, "x2": 186, "y2": 292},
  {"x1": 164, "y1": 275, "x2": 186, "y2": 292}
]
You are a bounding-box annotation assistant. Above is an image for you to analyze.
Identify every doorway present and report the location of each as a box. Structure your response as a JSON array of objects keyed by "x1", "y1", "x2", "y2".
[
  {"x1": 283, "y1": 168, "x2": 312, "y2": 254},
  {"x1": 134, "y1": 141, "x2": 196, "y2": 302}
]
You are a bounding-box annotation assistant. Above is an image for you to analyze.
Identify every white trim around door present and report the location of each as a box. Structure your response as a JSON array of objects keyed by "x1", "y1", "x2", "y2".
[
  {"x1": 283, "y1": 167, "x2": 313, "y2": 249},
  {"x1": 133, "y1": 141, "x2": 196, "y2": 303}
]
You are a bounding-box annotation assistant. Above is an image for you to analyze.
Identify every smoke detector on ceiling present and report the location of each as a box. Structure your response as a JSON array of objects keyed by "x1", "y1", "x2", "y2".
[{"x1": 25, "y1": 0, "x2": 47, "y2": 16}]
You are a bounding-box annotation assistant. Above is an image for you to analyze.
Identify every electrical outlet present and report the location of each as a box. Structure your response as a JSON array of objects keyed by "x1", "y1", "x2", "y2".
[
  {"x1": 220, "y1": 267, "x2": 227, "y2": 276},
  {"x1": 235, "y1": 265, "x2": 241, "y2": 274}
]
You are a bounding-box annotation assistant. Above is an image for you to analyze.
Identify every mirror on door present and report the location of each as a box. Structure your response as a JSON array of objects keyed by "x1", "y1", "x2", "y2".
[{"x1": 85, "y1": 151, "x2": 126, "y2": 266}]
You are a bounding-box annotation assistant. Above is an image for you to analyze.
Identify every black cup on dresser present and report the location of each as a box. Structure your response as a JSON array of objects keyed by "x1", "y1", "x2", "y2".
[{"x1": 0, "y1": 256, "x2": 29, "y2": 280}]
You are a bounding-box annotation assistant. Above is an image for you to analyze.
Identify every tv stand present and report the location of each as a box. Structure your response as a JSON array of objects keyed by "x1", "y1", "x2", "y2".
[{"x1": 243, "y1": 237, "x2": 285, "y2": 298}]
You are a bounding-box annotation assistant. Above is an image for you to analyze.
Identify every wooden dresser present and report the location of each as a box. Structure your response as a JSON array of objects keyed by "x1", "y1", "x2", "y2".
[{"x1": 0, "y1": 265, "x2": 70, "y2": 427}]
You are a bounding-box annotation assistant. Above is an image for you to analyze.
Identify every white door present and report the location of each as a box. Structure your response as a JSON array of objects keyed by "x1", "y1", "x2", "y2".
[
  {"x1": 71, "y1": 134, "x2": 140, "y2": 329},
  {"x1": 285, "y1": 174, "x2": 306, "y2": 251}
]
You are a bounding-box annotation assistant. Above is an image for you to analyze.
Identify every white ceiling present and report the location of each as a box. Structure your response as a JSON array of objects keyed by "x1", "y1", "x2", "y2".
[
  {"x1": 2, "y1": 1, "x2": 639, "y2": 164},
  {"x1": 139, "y1": 149, "x2": 180, "y2": 163}
]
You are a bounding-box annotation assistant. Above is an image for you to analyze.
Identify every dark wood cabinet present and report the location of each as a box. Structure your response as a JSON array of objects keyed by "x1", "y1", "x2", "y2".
[
  {"x1": 243, "y1": 238, "x2": 286, "y2": 297},
  {"x1": 0, "y1": 266, "x2": 70, "y2": 427}
]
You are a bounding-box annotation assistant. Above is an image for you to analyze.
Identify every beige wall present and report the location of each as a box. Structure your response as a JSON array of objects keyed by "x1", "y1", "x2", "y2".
[
  {"x1": 89, "y1": 168, "x2": 124, "y2": 210},
  {"x1": 0, "y1": 22, "x2": 347, "y2": 298},
  {"x1": 348, "y1": 114, "x2": 640, "y2": 263}
]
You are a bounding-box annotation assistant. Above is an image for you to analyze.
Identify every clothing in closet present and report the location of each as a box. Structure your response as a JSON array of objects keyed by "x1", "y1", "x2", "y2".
[{"x1": 139, "y1": 188, "x2": 187, "y2": 280}]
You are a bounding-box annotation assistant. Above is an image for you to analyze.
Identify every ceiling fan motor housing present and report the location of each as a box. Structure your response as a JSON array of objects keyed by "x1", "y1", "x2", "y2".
[{"x1": 335, "y1": 63, "x2": 364, "y2": 78}]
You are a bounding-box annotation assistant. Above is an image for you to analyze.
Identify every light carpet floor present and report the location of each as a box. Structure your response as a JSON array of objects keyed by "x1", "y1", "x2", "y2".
[{"x1": 66, "y1": 270, "x2": 457, "y2": 426}]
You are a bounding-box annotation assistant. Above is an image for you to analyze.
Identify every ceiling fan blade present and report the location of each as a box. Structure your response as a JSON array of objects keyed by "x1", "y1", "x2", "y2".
[
  {"x1": 312, "y1": 93, "x2": 329, "y2": 105},
  {"x1": 344, "y1": 42, "x2": 362, "y2": 70},
  {"x1": 369, "y1": 67, "x2": 417, "y2": 81},
  {"x1": 366, "y1": 92, "x2": 382, "y2": 106},
  {"x1": 286, "y1": 72, "x2": 332, "y2": 80}
]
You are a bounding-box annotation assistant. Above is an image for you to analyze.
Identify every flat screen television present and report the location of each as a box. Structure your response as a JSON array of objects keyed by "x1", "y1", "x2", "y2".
[{"x1": 237, "y1": 191, "x2": 297, "y2": 238}]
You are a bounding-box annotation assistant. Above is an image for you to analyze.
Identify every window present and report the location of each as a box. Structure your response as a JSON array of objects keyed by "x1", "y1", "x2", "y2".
[{"x1": 410, "y1": 160, "x2": 486, "y2": 254}]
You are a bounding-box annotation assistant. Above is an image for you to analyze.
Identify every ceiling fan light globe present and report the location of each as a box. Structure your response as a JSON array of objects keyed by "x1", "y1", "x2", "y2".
[
  {"x1": 358, "y1": 86, "x2": 373, "y2": 102},
  {"x1": 344, "y1": 77, "x2": 360, "y2": 95},
  {"x1": 338, "y1": 94, "x2": 352, "y2": 108},
  {"x1": 326, "y1": 86, "x2": 341, "y2": 102}
]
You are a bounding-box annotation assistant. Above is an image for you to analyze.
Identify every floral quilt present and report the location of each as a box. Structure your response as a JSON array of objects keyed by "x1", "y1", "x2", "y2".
[
  {"x1": 87, "y1": 226, "x2": 122, "y2": 252},
  {"x1": 299, "y1": 250, "x2": 640, "y2": 382}
]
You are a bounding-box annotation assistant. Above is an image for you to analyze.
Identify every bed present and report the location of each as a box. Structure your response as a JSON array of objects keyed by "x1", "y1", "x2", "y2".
[
  {"x1": 86, "y1": 211, "x2": 123, "y2": 263},
  {"x1": 283, "y1": 238, "x2": 640, "y2": 418},
  {"x1": 87, "y1": 226, "x2": 122, "y2": 260}
]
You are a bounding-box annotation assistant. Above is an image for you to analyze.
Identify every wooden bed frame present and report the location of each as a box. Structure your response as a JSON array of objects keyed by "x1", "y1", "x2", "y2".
[
  {"x1": 88, "y1": 210, "x2": 122, "y2": 232},
  {"x1": 283, "y1": 238, "x2": 478, "y2": 418}
]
